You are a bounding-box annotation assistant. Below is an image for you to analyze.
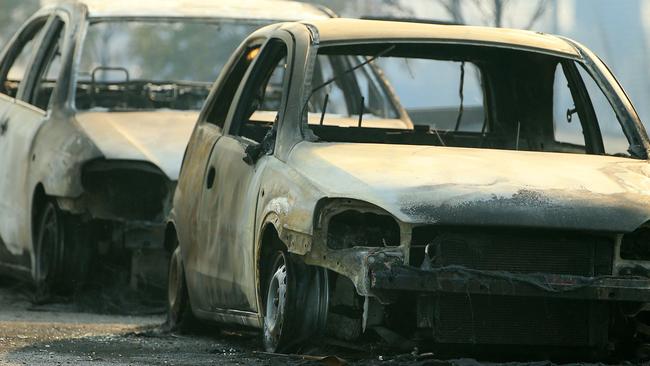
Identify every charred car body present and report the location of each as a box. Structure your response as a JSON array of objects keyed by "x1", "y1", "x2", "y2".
[
  {"x1": 0, "y1": 0, "x2": 331, "y2": 298},
  {"x1": 168, "y1": 19, "x2": 650, "y2": 358}
]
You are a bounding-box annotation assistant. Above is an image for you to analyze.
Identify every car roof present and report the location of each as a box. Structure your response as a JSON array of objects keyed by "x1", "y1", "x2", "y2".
[
  {"x1": 302, "y1": 19, "x2": 579, "y2": 58},
  {"x1": 49, "y1": 0, "x2": 332, "y2": 20}
]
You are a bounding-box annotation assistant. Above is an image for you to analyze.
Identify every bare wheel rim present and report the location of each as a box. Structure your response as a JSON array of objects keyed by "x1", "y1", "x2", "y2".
[
  {"x1": 264, "y1": 255, "x2": 287, "y2": 350},
  {"x1": 36, "y1": 204, "x2": 59, "y2": 284}
]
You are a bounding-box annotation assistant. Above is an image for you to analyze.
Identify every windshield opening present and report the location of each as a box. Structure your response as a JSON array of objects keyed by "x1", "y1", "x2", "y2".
[
  {"x1": 74, "y1": 19, "x2": 263, "y2": 111},
  {"x1": 237, "y1": 50, "x2": 402, "y2": 138},
  {"x1": 303, "y1": 53, "x2": 401, "y2": 127},
  {"x1": 305, "y1": 43, "x2": 635, "y2": 158}
]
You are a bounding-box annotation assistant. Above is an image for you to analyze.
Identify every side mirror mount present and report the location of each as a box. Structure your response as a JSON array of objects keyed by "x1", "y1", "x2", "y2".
[
  {"x1": 243, "y1": 127, "x2": 276, "y2": 165},
  {"x1": 243, "y1": 143, "x2": 263, "y2": 165}
]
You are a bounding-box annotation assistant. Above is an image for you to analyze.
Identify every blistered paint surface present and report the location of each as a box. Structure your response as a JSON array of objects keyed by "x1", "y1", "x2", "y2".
[{"x1": 288, "y1": 142, "x2": 650, "y2": 232}]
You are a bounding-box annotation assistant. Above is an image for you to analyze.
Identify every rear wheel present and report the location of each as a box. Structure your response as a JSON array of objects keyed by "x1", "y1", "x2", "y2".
[
  {"x1": 263, "y1": 250, "x2": 329, "y2": 352},
  {"x1": 166, "y1": 242, "x2": 197, "y2": 332}
]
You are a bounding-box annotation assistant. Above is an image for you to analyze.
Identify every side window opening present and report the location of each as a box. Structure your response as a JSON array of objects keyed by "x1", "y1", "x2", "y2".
[
  {"x1": 0, "y1": 18, "x2": 48, "y2": 98},
  {"x1": 205, "y1": 45, "x2": 261, "y2": 128},
  {"x1": 31, "y1": 18, "x2": 65, "y2": 110},
  {"x1": 229, "y1": 40, "x2": 288, "y2": 144}
]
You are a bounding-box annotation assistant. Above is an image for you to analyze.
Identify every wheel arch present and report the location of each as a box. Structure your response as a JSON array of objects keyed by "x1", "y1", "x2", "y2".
[
  {"x1": 256, "y1": 218, "x2": 330, "y2": 351},
  {"x1": 255, "y1": 219, "x2": 287, "y2": 315}
]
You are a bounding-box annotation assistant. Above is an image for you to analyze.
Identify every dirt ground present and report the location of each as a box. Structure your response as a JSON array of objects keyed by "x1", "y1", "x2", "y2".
[
  {"x1": 0, "y1": 279, "x2": 306, "y2": 366},
  {"x1": 0, "y1": 279, "x2": 420, "y2": 366},
  {"x1": 0, "y1": 279, "x2": 638, "y2": 366}
]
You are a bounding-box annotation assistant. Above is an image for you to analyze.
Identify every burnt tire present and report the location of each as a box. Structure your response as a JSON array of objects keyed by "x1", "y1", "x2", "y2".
[
  {"x1": 33, "y1": 200, "x2": 64, "y2": 303},
  {"x1": 166, "y1": 244, "x2": 197, "y2": 332},
  {"x1": 263, "y1": 251, "x2": 329, "y2": 353}
]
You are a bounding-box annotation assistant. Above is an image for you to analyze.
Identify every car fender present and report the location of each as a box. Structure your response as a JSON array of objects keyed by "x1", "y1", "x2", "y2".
[
  {"x1": 255, "y1": 159, "x2": 324, "y2": 257},
  {"x1": 28, "y1": 112, "x2": 102, "y2": 206}
]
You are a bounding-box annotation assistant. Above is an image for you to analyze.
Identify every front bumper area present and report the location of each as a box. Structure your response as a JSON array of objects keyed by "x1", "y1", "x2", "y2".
[
  {"x1": 370, "y1": 263, "x2": 650, "y2": 302},
  {"x1": 369, "y1": 264, "x2": 650, "y2": 349}
]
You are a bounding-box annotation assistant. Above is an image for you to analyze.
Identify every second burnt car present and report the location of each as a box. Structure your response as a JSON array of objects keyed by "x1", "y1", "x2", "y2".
[
  {"x1": 168, "y1": 19, "x2": 650, "y2": 358},
  {"x1": 0, "y1": 0, "x2": 331, "y2": 299}
]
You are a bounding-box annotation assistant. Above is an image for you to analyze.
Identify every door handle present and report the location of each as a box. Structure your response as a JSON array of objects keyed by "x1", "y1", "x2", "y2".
[{"x1": 206, "y1": 166, "x2": 215, "y2": 189}]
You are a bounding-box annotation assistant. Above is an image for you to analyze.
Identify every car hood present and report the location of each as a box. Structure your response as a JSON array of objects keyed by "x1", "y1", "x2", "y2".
[
  {"x1": 75, "y1": 110, "x2": 198, "y2": 180},
  {"x1": 289, "y1": 142, "x2": 650, "y2": 232}
]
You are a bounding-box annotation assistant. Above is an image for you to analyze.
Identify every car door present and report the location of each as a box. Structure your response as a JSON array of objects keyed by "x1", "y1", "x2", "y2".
[
  {"x1": 178, "y1": 40, "x2": 264, "y2": 312},
  {"x1": 0, "y1": 15, "x2": 60, "y2": 270},
  {"x1": 196, "y1": 39, "x2": 291, "y2": 314}
]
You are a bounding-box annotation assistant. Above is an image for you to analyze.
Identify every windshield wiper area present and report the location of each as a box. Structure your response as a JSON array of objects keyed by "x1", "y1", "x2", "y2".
[{"x1": 301, "y1": 45, "x2": 396, "y2": 121}]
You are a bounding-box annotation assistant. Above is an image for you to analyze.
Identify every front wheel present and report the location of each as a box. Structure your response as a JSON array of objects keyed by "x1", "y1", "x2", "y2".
[{"x1": 263, "y1": 251, "x2": 328, "y2": 352}]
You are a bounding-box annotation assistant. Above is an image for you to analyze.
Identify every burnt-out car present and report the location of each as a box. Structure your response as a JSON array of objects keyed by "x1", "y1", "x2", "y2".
[
  {"x1": 0, "y1": 0, "x2": 332, "y2": 299},
  {"x1": 167, "y1": 19, "x2": 650, "y2": 358}
]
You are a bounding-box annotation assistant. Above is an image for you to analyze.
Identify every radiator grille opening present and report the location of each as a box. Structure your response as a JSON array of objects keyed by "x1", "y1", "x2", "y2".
[
  {"x1": 417, "y1": 294, "x2": 609, "y2": 347},
  {"x1": 82, "y1": 160, "x2": 171, "y2": 221},
  {"x1": 410, "y1": 226, "x2": 613, "y2": 276}
]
